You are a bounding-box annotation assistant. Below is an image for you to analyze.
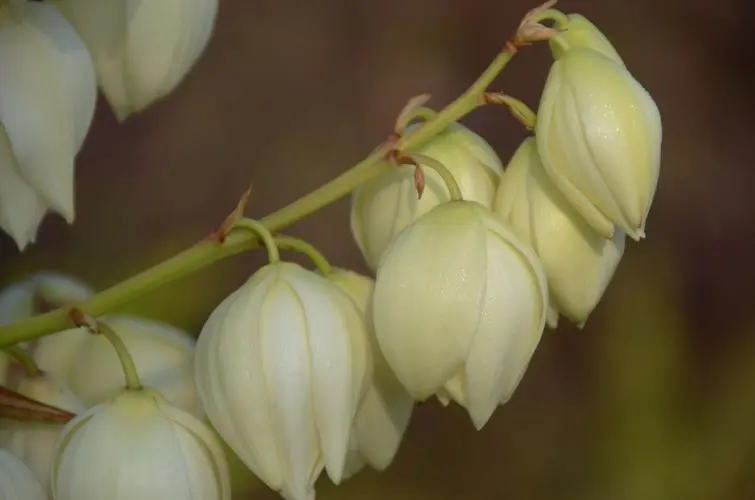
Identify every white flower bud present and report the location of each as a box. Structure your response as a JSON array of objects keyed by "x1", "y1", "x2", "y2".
[
  {"x1": 328, "y1": 268, "x2": 414, "y2": 472},
  {"x1": 495, "y1": 138, "x2": 625, "y2": 327},
  {"x1": 51, "y1": 389, "x2": 231, "y2": 500},
  {"x1": 195, "y1": 262, "x2": 370, "y2": 500},
  {"x1": 0, "y1": 2, "x2": 97, "y2": 249},
  {"x1": 52, "y1": 0, "x2": 218, "y2": 120},
  {"x1": 0, "y1": 374, "x2": 85, "y2": 493},
  {"x1": 535, "y1": 48, "x2": 662, "y2": 241},
  {"x1": 0, "y1": 449, "x2": 46, "y2": 500},
  {"x1": 34, "y1": 315, "x2": 201, "y2": 417},
  {"x1": 351, "y1": 123, "x2": 504, "y2": 269},
  {"x1": 373, "y1": 201, "x2": 548, "y2": 429},
  {"x1": 550, "y1": 14, "x2": 623, "y2": 65}
]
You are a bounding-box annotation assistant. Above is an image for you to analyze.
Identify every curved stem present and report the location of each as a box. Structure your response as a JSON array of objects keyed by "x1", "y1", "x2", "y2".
[
  {"x1": 2, "y1": 346, "x2": 39, "y2": 378},
  {"x1": 0, "y1": 47, "x2": 517, "y2": 348},
  {"x1": 529, "y1": 8, "x2": 569, "y2": 29},
  {"x1": 274, "y1": 236, "x2": 333, "y2": 276},
  {"x1": 234, "y1": 218, "x2": 280, "y2": 262},
  {"x1": 485, "y1": 93, "x2": 537, "y2": 129},
  {"x1": 97, "y1": 322, "x2": 142, "y2": 391},
  {"x1": 409, "y1": 153, "x2": 463, "y2": 201}
]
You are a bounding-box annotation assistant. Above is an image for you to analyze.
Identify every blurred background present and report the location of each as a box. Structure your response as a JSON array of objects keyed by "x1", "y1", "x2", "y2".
[{"x1": 2, "y1": 0, "x2": 754, "y2": 498}]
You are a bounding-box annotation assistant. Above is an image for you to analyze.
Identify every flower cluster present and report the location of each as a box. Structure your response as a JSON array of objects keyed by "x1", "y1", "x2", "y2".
[
  {"x1": 0, "y1": 4, "x2": 662, "y2": 500},
  {"x1": 0, "y1": 0, "x2": 217, "y2": 249}
]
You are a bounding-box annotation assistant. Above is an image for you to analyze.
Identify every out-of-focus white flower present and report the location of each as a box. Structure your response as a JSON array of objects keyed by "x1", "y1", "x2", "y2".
[
  {"x1": 195, "y1": 262, "x2": 370, "y2": 500},
  {"x1": 535, "y1": 48, "x2": 662, "y2": 241},
  {"x1": 52, "y1": 0, "x2": 218, "y2": 120},
  {"x1": 34, "y1": 315, "x2": 201, "y2": 417},
  {"x1": 0, "y1": 2, "x2": 96, "y2": 249},
  {"x1": 550, "y1": 13, "x2": 623, "y2": 64},
  {"x1": 0, "y1": 272, "x2": 93, "y2": 386},
  {"x1": 0, "y1": 374, "x2": 85, "y2": 493},
  {"x1": 373, "y1": 201, "x2": 548, "y2": 429},
  {"x1": 351, "y1": 123, "x2": 504, "y2": 269},
  {"x1": 51, "y1": 388, "x2": 231, "y2": 500},
  {"x1": 0, "y1": 272, "x2": 93, "y2": 326},
  {"x1": 328, "y1": 268, "x2": 414, "y2": 474},
  {"x1": 494, "y1": 138, "x2": 625, "y2": 327},
  {"x1": 0, "y1": 449, "x2": 47, "y2": 500}
]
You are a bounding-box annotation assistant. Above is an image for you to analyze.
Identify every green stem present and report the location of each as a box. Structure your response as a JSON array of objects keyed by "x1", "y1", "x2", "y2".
[
  {"x1": 529, "y1": 8, "x2": 569, "y2": 29},
  {"x1": 275, "y1": 236, "x2": 333, "y2": 276},
  {"x1": 409, "y1": 153, "x2": 463, "y2": 201},
  {"x1": 97, "y1": 322, "x2": 142, "y2": 390},
  {"x1": 0, "y1": 47, "x2": 517, "y2": 348},
  {"x1": 486, "y1": 93, "x2": 537, "y2": 129},
  {"x1": 2, "y1": 346, "x2": 39, "y2": 378},
  {"x1": 234, "y1": 218, "x2": 280, "y2": 262}
]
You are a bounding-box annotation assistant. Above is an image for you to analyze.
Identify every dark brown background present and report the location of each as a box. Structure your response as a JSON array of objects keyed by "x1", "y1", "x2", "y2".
[{"x1": 2, "y1": 0, "x2": 754, "y2": 498}]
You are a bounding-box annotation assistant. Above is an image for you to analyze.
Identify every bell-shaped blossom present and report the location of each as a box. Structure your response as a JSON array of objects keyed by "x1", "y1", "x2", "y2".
[
  {"x1": 0, "y1": 373, "x2": 85, "y2": 493},
  {"x1": 0, "y1": 1, "x2": 97, "y2": 248},
  {"x1": 328, "y1": 268, "x2": 414, "y2": 474},
  {"x1": 495, "y1": 138, "x2": 625, "y2": 327},
  {"x1": 535, "y1": 48, "x2": 662, "y2": 241},
  {"x1": 0, "y1": 449, "x2": 47, "y2": 500},
  {"x1": 550, "y1": 13, "x2": 623, "y2": 64},
  {"x1": 52, "y1": 0, "x2": 218, "y2": 120},
  {"x1": 373, "y1": 201, "x2": 548, "y2": 429},
  {"x1": 195, "y1": 262, "x2": 370, "y2": 500},
  {"x1": 51, "y1": 388, "x2": 231, "y2": 500},
  {"x1": 351, "y1": 123, "x2": 504, "y2": 269},
  {"x1": 34, "y1": 314, "x2": 201, "y2": 417}
]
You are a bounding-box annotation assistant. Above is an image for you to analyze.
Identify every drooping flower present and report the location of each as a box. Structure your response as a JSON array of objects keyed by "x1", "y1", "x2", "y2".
[
  {"x1": 0, "y1": 373, "x2": 85, "y2": 493},
  {"x1": 549, "y1": 13, "x2": 623, "y2": 64},
  {"x1": 494, "y1": 138, "x2": 625, "y2": 327},
  {"x1": 0, "y1": 449, "x2": 47, "y2": 500},
  {"x1": 0, "y1": 1, "x2": 97, "y2": 248},
  {"x1": 373, "y1": 201, "x2": 548, "y2": 429},
  {"x1": 327, "y1": 268, "x2": 414, "y2": 474},
  {"x1": 535, "y1": 48, "x2": 662, "y2": 240},
  {"x1": 34, "y1": 315, "x2": 202, "y2": 417},
  {"x1": 51, "y1": 388, "x2": 231, "y2": 500},
  {"x1": 52, "y1": 0, "x2": 219, "y2": 120},
  {"x1": 351, "y1": 123, "x2": 504, "y2": 269},
  {"x1": 195, "y1": 262, "x2": 370, "y2": 500}
]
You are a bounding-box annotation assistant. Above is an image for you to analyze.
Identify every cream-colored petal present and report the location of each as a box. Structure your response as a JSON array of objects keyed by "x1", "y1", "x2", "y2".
[
  {"x1": 260, "y1": 279, "x2": 321, "y2": 500},
  {"x1": 22, "y1": 2, "x2": 96, "y2": 152},
  {"x1": 285, "y1": 265, "x2": 363, "y2": 485},
  {"x1": 0, "y1": 7, "x2": 77, "y2": 221},
  {"x1": 51, "y1": 0, "x2": 129, "y2": 116},
  {"x1": 462, "y1": 224, "x2": 547, "y2": 429},
  {"x1": 373, "y1": 202, "x2": 487, "y2": 399},
  {"x1": 198, "y1": 266, "x2": 284, "y2": 490},
  {"x1": 158, "y1": 399, "x2": 232, "y2": 500},
  {"x1": 0, "y1": 134, "x2": 47, "y2": 249},
  {"x1": 535, "y1": 59, "x2": 617, "y2": 239},
  {"x1": 0, "y1": 449, "x2": 47, "y2": 500}
]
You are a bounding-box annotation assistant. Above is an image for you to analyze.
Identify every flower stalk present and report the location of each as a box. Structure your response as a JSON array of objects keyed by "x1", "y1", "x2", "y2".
[
  {"x1": 95, "y1": 322, "x2": 142, "y2": 391},
  {"x1": 274, "y1": 236, "x2": 333, "y2": 276},
  {"x1": 0, "y1": 19, "x2": 525, "y2": 348},
  {"x1": 2, "y1": 345, "x2": 39, "y2": 377}
]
